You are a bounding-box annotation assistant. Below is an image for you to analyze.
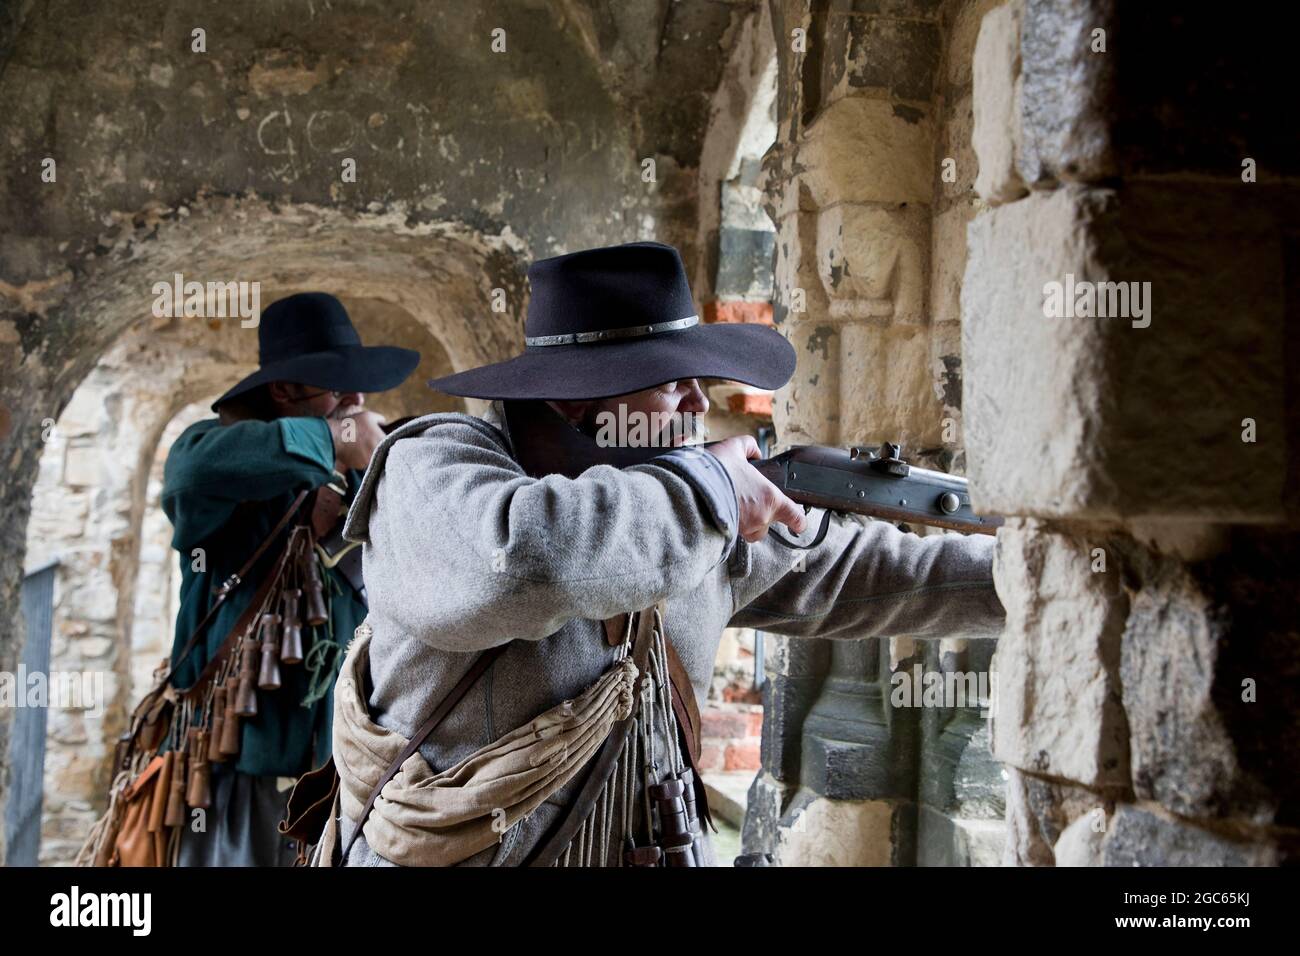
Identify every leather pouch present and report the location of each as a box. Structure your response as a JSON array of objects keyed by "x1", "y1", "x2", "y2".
[
  {"x1": 111, "y1": 754, "x2": 171, "y2": 867},
  {"x1": 279, "y1": 756, "x2": 340, "y2": 846}
]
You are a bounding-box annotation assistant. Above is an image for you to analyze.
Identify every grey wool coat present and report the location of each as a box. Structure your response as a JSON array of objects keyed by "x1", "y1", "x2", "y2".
[{"x1": 337, "y1": 406, "x2": 1005, "y2": 866}]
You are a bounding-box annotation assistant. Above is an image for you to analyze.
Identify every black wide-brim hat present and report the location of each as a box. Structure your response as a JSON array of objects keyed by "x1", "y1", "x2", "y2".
[
  {"x1": 428, "y1": 242, "x2": 796, "y2": 401},
  {"x1": 212, "y1": 292, "x2": 420, "y2": 410}
]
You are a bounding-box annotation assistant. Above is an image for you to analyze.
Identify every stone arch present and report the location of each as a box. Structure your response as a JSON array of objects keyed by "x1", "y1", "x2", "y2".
[
  {"x1": 21, "y1": 220, "x2": 493, "y2": 859},
  {"x1": 1, "y1": 0, "x2": 768, "y2": 861}
]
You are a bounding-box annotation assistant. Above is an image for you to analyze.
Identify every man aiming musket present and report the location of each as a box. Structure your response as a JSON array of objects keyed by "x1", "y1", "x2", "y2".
[
  {"x1": 310, "y1": 241, "x2": 1004, "y2": 867},
  {"x1": 159, "y1": 293, "x2": 417, "y2": 866}
]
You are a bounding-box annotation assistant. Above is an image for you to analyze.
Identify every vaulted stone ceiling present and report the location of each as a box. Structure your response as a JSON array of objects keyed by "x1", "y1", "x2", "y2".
[
  {"x1": 0, "y1": 0, "x2": 758, "y2": 378},
  {"x1": 0, "y1": 0, "x2": 763, "y2": 552}
]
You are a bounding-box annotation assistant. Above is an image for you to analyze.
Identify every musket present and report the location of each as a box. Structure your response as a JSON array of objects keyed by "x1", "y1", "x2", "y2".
[
  {"x1": 750, "y1": 443, "x2": 1000, "y2": 536},
  {"x1": 500, "y1": 401, "x2": 1002, "y2": 539}
]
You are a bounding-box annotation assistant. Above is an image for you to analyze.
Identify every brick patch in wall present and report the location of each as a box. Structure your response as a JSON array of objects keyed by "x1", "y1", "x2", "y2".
[
  {"x1": 727, "y1": 391, "x2": 773, "y2": 417},
  {"x1": 702, "y1": 300, "x2": 774, "y2": 326},
  {"x1": 698, "y1": 702, "x2": 763, "y2": 772}
]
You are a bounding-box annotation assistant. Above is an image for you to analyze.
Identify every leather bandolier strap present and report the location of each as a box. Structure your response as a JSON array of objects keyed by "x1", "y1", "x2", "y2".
[
  {"x1": 112, "y1": 488, "x2": 314, "y2": 776},
  {"x1": 601, "y1": 610, "x2": 711, "y2": 831},
  {"x1": 170, "y1": 488, "x2": 312, "y2": 682},
  {"x1": 526, "y1": 604, "x2": 712, "y2": 866},
  {"x1": 311, "y1": 482, "x2": 367, "y2": 598},
  {"x1": 177, "y1": 554, "x2": 284, "y2": 703},
  {"x1": 162, "y1": 468, "x2": 348, "y2": 699},
  {"x1": 309, "y1": 483, "x2": 346, "y2": 538},
  {"x1": 175, "y1": 482, "x2": 347, "y2": 704},
  {"x1": 525, "y1": 607, "x2": 659, "y2": 867}
]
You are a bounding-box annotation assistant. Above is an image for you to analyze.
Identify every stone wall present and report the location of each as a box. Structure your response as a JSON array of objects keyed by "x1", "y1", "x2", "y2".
[
  {"x1": 746, "y1": 0, "x2": 1004, "y2": 867},
  {"x1": 964, "y1": 0, "x2": 1298, "y2": 864},
  {"x1": 741, "y1": 0, "x2": 1297, "y2": 871}
]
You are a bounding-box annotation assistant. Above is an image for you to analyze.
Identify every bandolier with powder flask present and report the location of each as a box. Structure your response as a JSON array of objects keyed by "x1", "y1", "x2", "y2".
[
  {"x1": 292, "y1": 599, "x2": 712, "y2": 867},
  {"x1": 78, "y1": 477, "x2": 357, "y2": 868}
]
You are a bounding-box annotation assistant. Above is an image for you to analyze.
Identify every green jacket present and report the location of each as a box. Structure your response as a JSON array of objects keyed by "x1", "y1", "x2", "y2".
[{"x1": 162, "y1": 416, "x2": 366, "y2": 777}]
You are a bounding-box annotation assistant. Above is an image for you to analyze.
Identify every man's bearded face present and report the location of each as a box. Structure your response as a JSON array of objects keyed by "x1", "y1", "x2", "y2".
[{"x1": 576, "y1": 379, "x2": 710, "y2": 447}]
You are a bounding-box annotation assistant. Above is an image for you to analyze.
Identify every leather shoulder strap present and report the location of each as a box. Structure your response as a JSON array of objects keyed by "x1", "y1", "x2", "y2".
[
  {"x1": 310, "y1": 483, "x2": 347, "y2": 539},
  {"x1": 339, "y1": 641, "x2": 508, "y2": 864},
  {"x1": 661, "y1": 633, "x2": 713, "y2": 832},
  {"x1": 662, "y1": 635, "x2": 701, "y2": 766},
  {"x1": 169, "y1": 488, "x2": 311, "y2": 680},
  {"x1": 175, "y1": 544, "x2": 289, "y2": 701}
]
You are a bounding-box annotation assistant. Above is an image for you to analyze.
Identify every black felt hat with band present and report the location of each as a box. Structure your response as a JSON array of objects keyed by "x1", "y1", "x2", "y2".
[
  {"x1": 428, "y1": 242, "x2": 796, "y2": 401},
  {"x1": 212, "y1": 292, "x2": 420, "y2": 410}
]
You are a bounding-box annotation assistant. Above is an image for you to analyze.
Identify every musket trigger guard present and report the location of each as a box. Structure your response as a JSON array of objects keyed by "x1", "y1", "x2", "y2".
[{"x1": 766, "y1": 508, "x2": 832, "y2": 550}]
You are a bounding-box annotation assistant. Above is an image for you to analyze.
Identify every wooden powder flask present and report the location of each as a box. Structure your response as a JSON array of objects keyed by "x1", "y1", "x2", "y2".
[
  {"x1": 679, "y1": 767, "x2": 702, "y2": 849},
  {"x1": 219, "y1": 675, "x2": 242, "y2": 757},
  {"x1": 207, "y1": 686, "x2": 227, "y2": 763},
  {"x1": 649, "y1": 777, "x2": 697, "y2": 866},
  {"x1": 279, "y1": 587, "x2": 304, "y2": 664},
  {"x1": 164, "y1": 750, "x2": 188, "y2": 827},
  {"x1": 302, "y1": 543, "x2": 329, "y2": 627},
  {"x1": 235, "y1": 638, "x2": 260, "y2": 717},
  {"x1": 257, "y1": 612, "x2": 282, "y2": 690},
  {"x1": 185, "y1": 729, "x2": 212, "y2": 809},
  {"x1": 623, "y1": 843, "x2": 662, "y2": 867}
]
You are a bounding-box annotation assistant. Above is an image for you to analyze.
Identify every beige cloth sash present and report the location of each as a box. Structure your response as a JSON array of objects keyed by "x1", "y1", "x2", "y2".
[{"x1": 329, "y1": 630, "x2": 637, "y2": 866}]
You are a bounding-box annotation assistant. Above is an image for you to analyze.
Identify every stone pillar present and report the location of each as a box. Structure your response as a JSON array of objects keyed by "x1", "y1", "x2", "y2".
[
  {"x1": 916, "y1": 637, "x2": 1004, "y2": 866},
  {"x1": 764, "y1": 0, "x2": 943, "y2": 451},
  {"x1": 129, "y1": 405, "x2": 211, "y2": 702},
  {"x1": 742, "y1": 634, "x2": 830, "y2": 858},
  {"x1": 748, "y1": 0, "x2": 1003, "y2": 866},
  {"x1": 776, "y1": 638, "x2": 921, "y2": 866},
  {"x1": 965, "y1": 0, "x2": 1298, "y2": 864}
]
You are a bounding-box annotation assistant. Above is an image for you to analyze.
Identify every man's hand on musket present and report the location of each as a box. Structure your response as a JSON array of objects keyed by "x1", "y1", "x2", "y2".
[
  {"x1": 706, "y1": 435, "x2": 807, "y2": 543},
  {"x1": 328, "y1": 405, "x2": 387, "y2": 472}
]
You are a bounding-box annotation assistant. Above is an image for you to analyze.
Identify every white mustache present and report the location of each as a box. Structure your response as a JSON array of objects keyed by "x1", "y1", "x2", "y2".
[{"x1": 664, "y1": 414, "x2": 708, "y2": 446}]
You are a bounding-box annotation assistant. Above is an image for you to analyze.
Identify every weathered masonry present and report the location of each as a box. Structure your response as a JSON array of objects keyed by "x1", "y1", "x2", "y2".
[{"x1": 1, "y1": 0, "x2": 1294, "y2": 866}]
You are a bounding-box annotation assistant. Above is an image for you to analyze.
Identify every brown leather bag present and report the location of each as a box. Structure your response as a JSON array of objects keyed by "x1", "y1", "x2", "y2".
[
  {"x1": 279, "y1": 756, "x2": 340, "y2": 850},
  {"x1": 110, "y1": 754, "x2": 173, "y2": 867}
]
